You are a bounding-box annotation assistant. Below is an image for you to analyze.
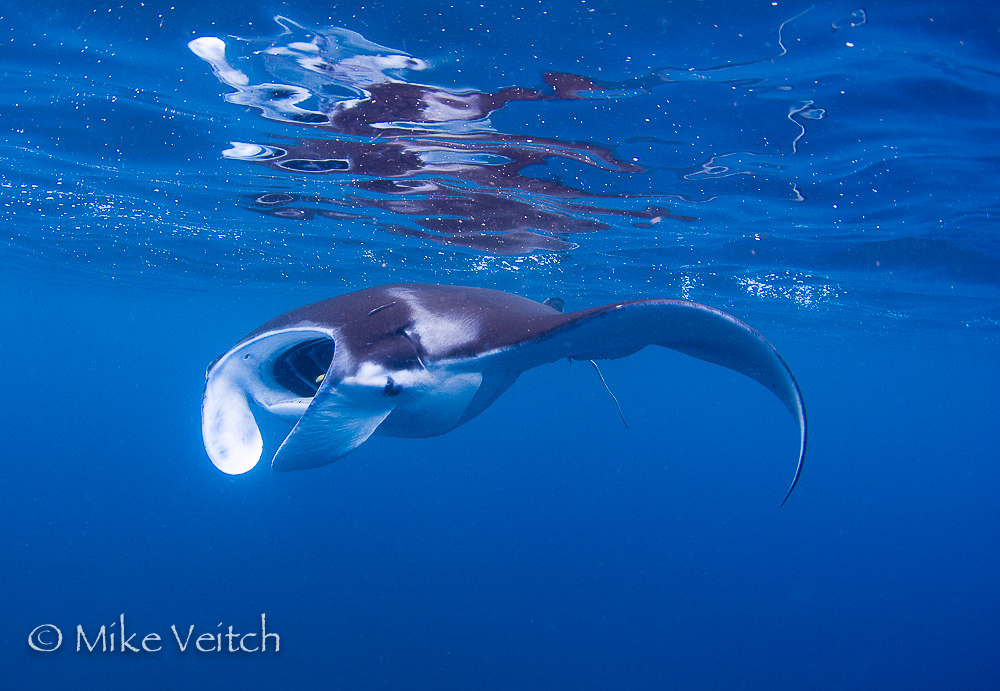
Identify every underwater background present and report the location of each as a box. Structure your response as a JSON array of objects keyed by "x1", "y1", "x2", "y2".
[{"x1": 2, "y1": 0, "x2": 998, "y2": 688}]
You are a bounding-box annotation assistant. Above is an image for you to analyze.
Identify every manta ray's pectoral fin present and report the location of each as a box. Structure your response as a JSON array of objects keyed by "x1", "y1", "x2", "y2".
[
  {"x1": 499, "y1": 299, "x2": 807, "y2": 504},
  {"x1": 271, "y1": 381, "x2": 397, "y2": 471}
]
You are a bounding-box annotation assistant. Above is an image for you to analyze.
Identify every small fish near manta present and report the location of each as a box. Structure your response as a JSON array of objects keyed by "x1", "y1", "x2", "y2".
[{"x1": 202, "y1": 283, "x2": 807, "y2": 504}]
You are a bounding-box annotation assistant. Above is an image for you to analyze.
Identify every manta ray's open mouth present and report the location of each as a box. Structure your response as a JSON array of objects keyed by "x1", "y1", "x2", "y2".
[{"x1": 272, "y1": 337, "x2": 336, "y2": 397}]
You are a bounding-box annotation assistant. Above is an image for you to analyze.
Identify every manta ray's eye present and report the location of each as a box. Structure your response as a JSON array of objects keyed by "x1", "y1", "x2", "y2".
[{"x1": 273, "y1": 338, "x2": 336, "y2": 398}]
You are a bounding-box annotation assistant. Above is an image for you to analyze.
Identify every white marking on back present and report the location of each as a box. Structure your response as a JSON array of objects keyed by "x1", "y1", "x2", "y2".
[{"x1": 389, "y1": 287, "x2": 481, "y2": 358}]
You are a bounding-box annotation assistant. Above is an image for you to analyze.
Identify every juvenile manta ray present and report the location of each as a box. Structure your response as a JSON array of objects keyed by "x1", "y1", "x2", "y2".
[{"x1": 202, "y1": 283, "x2": 807, "y2": 503}]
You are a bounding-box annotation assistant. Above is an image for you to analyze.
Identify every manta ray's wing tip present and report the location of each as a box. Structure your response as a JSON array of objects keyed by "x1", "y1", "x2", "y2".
[
  {"x1": 779, "y1": 396, "x2": 808, "y2": 507},
  {"x1": 780, "y1": 463, "x2": 802, "y2": 507}
]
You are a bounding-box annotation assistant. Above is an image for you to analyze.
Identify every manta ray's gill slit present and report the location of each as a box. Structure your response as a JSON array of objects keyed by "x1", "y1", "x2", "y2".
[
  {"x1": 400, "y1": 328, "x2": 427, "y2": 369},
  {"x1": 272, "y1": 337, "x2": 336, "y2": 397}
]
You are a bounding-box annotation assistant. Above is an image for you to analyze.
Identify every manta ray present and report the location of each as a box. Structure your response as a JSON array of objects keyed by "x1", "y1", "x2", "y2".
[{"x1": 202, "y1": 283, "x2": 807, "y2": 503}]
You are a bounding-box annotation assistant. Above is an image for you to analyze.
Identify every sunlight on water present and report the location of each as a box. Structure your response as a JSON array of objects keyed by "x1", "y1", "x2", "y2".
[{"x1": 0, "y1": 5, "x2": 997, "y2": 330}]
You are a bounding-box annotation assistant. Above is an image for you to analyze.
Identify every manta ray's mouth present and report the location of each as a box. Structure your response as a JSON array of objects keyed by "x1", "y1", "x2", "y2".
[{"x1": 272, "y1": 337, "x2": 336, "y2": 397}]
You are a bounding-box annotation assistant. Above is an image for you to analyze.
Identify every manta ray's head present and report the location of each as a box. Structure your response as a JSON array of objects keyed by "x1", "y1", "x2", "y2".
[
  {"x1": 201, "y1": 320, "x2": 479, "y2": 475},
  {"x1": 202, "y1": 328, "x2": 338, "y2": 475}
]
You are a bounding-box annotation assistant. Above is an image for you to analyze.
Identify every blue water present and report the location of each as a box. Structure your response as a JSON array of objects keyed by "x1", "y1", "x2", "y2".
[{"x1": 3, "y1": 1, "x2": 999, "y2": 688}]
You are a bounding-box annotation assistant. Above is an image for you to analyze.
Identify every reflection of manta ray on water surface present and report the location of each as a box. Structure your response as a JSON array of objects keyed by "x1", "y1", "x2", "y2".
[
  {"x1": 203, "y1": 284, "x2": 807, "y2": 505},
  {"x1": 189, "y1": 19, "x2": 696, "y2": 254}
]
